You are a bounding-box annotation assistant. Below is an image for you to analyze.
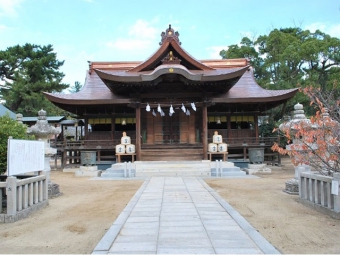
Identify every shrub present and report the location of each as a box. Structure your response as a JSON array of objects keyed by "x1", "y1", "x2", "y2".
[{"x1": 0, "y1": 114, "x2": 33, "y2": 174}]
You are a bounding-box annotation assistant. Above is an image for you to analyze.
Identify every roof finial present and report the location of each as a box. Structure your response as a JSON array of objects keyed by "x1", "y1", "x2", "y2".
[{"x1": 159, "y1": 24, "x2": 181, "y2": 45}]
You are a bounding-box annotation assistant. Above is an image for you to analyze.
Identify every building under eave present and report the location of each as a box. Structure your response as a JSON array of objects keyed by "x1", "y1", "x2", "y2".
[{"x1": 45, "y1": 25, "x2": 298, "y2": 162}]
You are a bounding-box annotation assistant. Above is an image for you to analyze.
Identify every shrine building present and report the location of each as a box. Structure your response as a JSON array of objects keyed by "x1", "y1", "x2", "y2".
[{"x1": 45, "y1": 25, "x2": 298, "y2": 165}]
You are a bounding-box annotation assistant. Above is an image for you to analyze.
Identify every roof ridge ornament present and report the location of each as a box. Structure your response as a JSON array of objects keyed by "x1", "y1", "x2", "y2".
[
  {"x1": 159, "y1": 24, "x2": 181, "y2": 45},
  {"x1": 161, "y1": 51, "x2": 182, "y2": 64}
]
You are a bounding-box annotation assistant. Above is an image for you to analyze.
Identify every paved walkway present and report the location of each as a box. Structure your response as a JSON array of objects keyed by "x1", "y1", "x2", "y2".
[{"x1": 93, "y1": 177, "x2": 280, "y2": 254}]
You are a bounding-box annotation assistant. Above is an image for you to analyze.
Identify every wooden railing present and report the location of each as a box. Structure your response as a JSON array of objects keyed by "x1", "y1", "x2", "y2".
[
  {"x1": 0, "y1": 175, "x2": 48, "y2": 223},
  {"x1": 52, "y1": 140, "x2": 120, "y2": 150},
  {"x1": 207, "y1": 136, "x2": 280, "y2": 146},
  {"x1": 50, "y1": 136, "x2": 281, "y2": 167}
]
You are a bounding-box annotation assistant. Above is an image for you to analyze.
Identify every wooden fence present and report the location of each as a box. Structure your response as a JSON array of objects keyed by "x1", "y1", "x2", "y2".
[{"x1": 0, "y1": 175, "x2": 48, "y2": 223}]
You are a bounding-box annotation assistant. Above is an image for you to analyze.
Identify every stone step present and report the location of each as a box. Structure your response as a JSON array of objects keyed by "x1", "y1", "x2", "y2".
[{"x1": 101, "y1": 160, "x2": 245, "y2": 177}]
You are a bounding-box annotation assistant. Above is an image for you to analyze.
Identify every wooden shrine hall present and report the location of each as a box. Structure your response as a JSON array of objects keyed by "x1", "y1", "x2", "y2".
[{"x1": 45, "y1": 25, "x2": 298, "y2": 166}]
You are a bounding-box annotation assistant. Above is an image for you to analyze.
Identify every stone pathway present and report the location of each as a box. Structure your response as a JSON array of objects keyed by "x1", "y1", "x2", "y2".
[{"x1": 93, "y1": 177, "x2": 280, "y2": 254}]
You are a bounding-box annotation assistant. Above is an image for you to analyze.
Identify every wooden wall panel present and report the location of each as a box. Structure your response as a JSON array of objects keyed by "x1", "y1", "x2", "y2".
[
  {"x1": 153, "y1": 115, "x2": 163, "y2": 144},
  {"x1": 188, "y1": 114, "x2": 196, "y2": 143},
  {"x1": 180, "y1": 114, "x2": 188, "y2": 143}
]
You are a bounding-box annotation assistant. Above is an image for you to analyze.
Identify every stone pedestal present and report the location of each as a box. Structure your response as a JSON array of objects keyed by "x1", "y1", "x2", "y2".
[
  {"x1": 284, "y1": 178, "x2": 299, "y2": 195},
  {"x1": 48, "y1": 182, "x2": 62, "y2": 198},
  {"x1": 283, "y1": 165, "x2": 311, "y2": 195}
]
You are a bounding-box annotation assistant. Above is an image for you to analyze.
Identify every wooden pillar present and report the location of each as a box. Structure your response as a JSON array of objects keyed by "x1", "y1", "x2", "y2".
[
  {"x1": 111, "y1": 116, "x2": 115, "y2": 142},
  {"x1": 202, "y1": 104, "x2": 208, "y2": 160},
  {"x1": 84, "y1": 117, "x2": 89, "y2": 140},
  {"x1": 227, "y1": 113, "x2": 231, "y2": 139},
  {"x1": 254, "y1": 114, "x2": 259, "y2": 142},
  {"x1": 136, "y1": 105, "x2": 141, "y2": 161}
]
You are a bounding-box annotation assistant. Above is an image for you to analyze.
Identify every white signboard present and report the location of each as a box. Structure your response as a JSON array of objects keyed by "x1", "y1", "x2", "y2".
[
  {"x1": 332, "y1": 180, "x2": 339, "y2": 195},
  {"x1": 7, "y1": 139, "x2": 44, "y2": 176}
]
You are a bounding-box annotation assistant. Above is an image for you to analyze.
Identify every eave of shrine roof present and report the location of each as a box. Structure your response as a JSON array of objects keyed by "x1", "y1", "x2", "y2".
[
  {"x1": 94, "y1": 65, "x2": 249, "y2": 83},
  {"x1": 45, "y1": 67, "x2": 298, "y2": 106},
  {"x1": 212, "y1": 69, "x2": 299, "y2": 103},
  {"x1": 43, "y1": 72, "x2": 130, "y2": 105}
]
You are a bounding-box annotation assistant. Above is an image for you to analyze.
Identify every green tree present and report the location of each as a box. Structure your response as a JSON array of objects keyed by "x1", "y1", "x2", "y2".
[
  {"x1": 220, "y1": 37, "x2": 267, "y2": 83},
  {"x1": 68, "y1": 81, "x2": 83, "y2": 93},
  {"x1": 0, "y1": 43, "x2": 69, "y2": 116},
  {"x1": 0, "y1": 114, "x2": 34, "y2": 174},
  {"x1": 220, "y1": 27, "x2": 340, "y2": 119}
]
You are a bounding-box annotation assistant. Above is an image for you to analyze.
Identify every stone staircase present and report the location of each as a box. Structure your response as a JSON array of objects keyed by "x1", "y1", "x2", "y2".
[
  {"x1": 140, "y1": 146, "x2": 203, "y2": 161},
  {"x1": 101, "y1": 160, "x2": 246, "y2": 178}
]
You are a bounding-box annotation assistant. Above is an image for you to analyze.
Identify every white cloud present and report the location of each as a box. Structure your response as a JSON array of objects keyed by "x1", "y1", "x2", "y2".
[
  {"x1": 105, "y1": 19, "x2": 161, "y2": 59},
  {"x1": 305, "y1": 22, "x2": 340, "y2": 38},
  {"x1": 56, "y1": 45, "x2": 95, "y2": 86},
  {"x1": 0, "y1": 0, "x2": 23, "y2": 17},
  {"x1": 205, "y1": 45, "x2": 229, "y2": 59},
  {"x1": 0, "y1": 24, "x2": 8, "y2": 32},
  {"x1": 107, "y1": 38, "x2": 152, "y2": 51},
  {"x1": 128, "y1": 19, "x2": 158, "y2": 39},
  {"x1": 327, "y1": 24, "x2": 340, "y2": 38}
]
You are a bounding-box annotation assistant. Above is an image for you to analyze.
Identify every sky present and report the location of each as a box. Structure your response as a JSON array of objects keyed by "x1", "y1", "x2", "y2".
[{"x1": 0, "y1": 0, "x2": 339, "y2": 87}]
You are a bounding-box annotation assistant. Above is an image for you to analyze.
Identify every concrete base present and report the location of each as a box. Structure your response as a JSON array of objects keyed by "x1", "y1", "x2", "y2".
[
  {"x1": 63, "y1": 168, "x2": 78, "y2": 173},
  {"x1": 75, "y1": 166, "x2": 102, "y2": 177},
  {"x1": 211, "y1": 161, "x2": 246, "y2": 177},
  {"x1": 246, "y1": 163, "x2": 272, "y2": 174}
]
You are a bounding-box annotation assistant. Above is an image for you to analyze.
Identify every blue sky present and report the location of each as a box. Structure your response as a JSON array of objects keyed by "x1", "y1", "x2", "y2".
[{"x1": 0, "y1": 0, "x2": 339, "y2": 87}]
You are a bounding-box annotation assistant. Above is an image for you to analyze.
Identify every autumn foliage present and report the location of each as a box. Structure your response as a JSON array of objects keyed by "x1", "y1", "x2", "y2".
[{"x1": 272, "y1": 86, "x2": 340, "y2": 176}]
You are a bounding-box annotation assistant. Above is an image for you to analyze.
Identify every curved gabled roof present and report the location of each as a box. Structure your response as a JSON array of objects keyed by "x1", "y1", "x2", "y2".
[{"x1": 128, "y1": 25, "x2": 213, "y2": 72}]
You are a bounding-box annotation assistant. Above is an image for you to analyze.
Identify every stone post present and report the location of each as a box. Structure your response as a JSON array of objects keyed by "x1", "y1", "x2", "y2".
[
  {"x1": 333, "y1": 173, "x2": 340, "y2": 213},
  {"x1": 6, "y1": 176, "x2": 17, "y2": 215}
]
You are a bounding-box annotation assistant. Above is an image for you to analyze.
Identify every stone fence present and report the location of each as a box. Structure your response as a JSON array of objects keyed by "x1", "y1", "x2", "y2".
[
  {"x1": 299, "y1": 172, "x2": 340, "y2": 219},
  {"x1": 0, "y1": 175, "x2": 48, "y2": 223}
]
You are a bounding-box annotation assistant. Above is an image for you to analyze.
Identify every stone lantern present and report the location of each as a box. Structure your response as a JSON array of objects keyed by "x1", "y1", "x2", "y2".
[
  {"x1": 279, "y1": 103, "x2": 312, "y2": 194},
  {"x1": 27, "y1": 109, "x2": 61, "y2": 197}
]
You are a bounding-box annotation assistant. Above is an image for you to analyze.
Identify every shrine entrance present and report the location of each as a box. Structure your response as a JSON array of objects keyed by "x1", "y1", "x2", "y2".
[
  {"x1": 141, "y1": 108, "x2": 199, "y2": 146},
  {"x1": 161, "y1": 114, "x2": 180, "y2": 144}
]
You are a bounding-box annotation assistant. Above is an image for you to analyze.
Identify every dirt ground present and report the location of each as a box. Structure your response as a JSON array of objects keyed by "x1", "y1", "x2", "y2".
[{"x1": 1, "y1": 166, "x2": 340, "y2": 254}]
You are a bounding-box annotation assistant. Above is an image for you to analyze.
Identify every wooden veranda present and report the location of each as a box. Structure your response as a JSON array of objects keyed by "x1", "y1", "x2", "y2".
[{"x1": 51, "y1": 135, "x2": 281, "y2": 169}]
